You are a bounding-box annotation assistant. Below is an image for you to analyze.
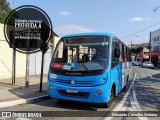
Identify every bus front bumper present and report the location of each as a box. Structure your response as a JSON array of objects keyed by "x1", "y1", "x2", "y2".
[{"x1": 48, "y1": 81, "x2": 110, "y2": 103}]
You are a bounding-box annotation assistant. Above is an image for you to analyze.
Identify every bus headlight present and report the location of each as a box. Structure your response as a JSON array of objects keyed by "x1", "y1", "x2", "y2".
[
  {"x1": 49, "y1": 85, "x2": 53, "y2": 90},
  {"x1": 96, "y1": 90, "x2": 102, "y2": 95}
]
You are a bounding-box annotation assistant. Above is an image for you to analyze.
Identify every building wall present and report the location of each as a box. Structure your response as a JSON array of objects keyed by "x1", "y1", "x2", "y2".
[
  {"x1": 0, "y1": 23, "x2": 26, "y2": 80},
  {"x1": 0, "y1": 23, "x2": 59, "y2": 80},
  {"x1": 129, "y1": 43, "x2": 149, "y2": 49},
  {"x1": 151, "y1": 29, "x2": 160, "y2": 52},
  {"x1": 29, "y1": 49, "x2": 52, "y2": 75},
  {"x1": 151, "y1": 29, "x2": 160, "y2": 67},
  {"x1": 143, "y1": 47, "x2": 149, "y2": 59}
]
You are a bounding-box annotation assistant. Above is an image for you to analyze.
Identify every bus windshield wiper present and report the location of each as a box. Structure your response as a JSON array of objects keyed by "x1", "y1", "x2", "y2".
[{"x1": 81, "y1": 63, "x2": 90, "y2": 72}]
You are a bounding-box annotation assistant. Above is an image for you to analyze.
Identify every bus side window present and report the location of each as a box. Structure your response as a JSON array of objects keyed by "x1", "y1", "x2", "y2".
[
  {"x1": 129, "y1": 48, "x2": 132, "y2": 61},
  {"x1": 119, "y1": 43, "x2": 123, "y2": 62},
  {"x1": 126, "y1": 47, "x2": 128, "y2": 61},
  {"x1": 122, "y1": 44, "x2": 124, "y2": 61},
  {"x1": 123, "y1": 45, "x2": 126, "y2": 61},
  {"x1": 112, "y1": 40, "x2": 119, "y2": 68}
]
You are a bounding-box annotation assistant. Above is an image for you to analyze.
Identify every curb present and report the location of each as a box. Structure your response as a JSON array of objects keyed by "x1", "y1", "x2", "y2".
[{"x1": 0, "y1": 95, "x2": 49, "y2": 109}]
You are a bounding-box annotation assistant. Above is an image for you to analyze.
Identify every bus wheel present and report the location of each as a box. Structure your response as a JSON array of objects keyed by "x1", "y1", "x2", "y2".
[
  {"x1": 106, "y1": 88, "x2": 114, "y2": 108},
  {"x1": 127, "y1": 75, "x2": 129, "y2": 82}
]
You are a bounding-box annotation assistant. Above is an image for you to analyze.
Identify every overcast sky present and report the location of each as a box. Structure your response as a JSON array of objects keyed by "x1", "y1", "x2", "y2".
[{"x1": 8, "y1": 0, "x2": 160, "y2": 45}]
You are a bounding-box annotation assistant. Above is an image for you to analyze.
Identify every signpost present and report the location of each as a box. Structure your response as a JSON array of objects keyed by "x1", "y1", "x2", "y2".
[
  {"x1": 40, "y1": 45, "x2": 49, "y2": 92},
  {"x1": 149, "y1": 31, "x2": 152, "y2": 62},
  {"x1": 25, "y1": 52, "x2": 30, "y2": 87},
  {"x1": 12, "y1": 49, "x2": 16, "y2": 84}
]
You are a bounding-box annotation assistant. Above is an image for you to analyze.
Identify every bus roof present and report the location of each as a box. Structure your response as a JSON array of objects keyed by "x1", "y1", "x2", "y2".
[
  {"x1": 61, "y1": 32, "x2": 129, "y2": 48},
  {"x1": 61, "y1": 32, "x2": 115, "y2": 38}
]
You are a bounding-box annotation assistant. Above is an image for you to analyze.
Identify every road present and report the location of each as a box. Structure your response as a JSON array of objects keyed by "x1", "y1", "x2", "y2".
[{"x1": 0, "y1": 66, "x2": 160, "y2": 120}]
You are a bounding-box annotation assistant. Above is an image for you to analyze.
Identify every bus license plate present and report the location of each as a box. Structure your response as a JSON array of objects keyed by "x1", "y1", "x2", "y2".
[{"x1": 66, "y1": 89, "x2": 78, "y2": 93}]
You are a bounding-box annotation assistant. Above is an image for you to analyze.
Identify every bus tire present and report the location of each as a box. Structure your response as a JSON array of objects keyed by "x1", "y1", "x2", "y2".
[
  {"x1": 127, "y1": 75, "x2": 129, "y2": 82},
  {"x1": 106, "y1": 87, "x2": 114, "y2": 108}
]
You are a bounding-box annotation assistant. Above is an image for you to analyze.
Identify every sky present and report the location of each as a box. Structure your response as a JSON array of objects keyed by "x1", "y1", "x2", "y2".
[{"x1": 8, "y1": 0, "x2": 160, "y2": 45}]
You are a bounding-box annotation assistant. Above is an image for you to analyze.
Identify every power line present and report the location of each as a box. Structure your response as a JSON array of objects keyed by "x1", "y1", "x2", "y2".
[{"x1": 120, "y1": 21, "x2": 160, "y2": 39}]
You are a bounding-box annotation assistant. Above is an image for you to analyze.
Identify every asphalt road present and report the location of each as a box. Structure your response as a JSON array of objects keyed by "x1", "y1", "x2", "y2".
[{"x1": 0, "y1": 66, "x2": 160, "y2": 120}]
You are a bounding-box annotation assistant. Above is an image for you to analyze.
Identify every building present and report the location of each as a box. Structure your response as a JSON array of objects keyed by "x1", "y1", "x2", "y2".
[
  {"x1": 138, "y1": 29, "x2": 160, "y2": 67},
  {"x1": 129, "y1": 43, "x2": 149, "y2": 62},
  {"x1": 136, "y1": 45, "x2": 149, "y2": 62},
  {"x1": 150, "y1": 29, "x2": 160, "y2": 67},
  {"x1": 128, "y1": 43, "x2": 149, "y2": 49}
]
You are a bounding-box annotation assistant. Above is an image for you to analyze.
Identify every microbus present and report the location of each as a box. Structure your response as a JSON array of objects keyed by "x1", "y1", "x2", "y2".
[{"x1": 48, "y1": 32, "x2": 131, "y2": 107}]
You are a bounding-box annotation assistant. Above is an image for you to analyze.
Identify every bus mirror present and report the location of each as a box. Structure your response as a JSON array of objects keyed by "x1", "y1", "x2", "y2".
[{"x1": 114, "y1": 48, "x2": 120, "y2": 58}]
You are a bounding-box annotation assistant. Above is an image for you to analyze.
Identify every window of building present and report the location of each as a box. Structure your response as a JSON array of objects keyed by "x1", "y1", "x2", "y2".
[{"x1": 154, "y1": 46, "x2": 159, "y2": 51}]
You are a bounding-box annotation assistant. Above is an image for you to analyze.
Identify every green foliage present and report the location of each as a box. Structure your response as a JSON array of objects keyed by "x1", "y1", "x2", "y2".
[
  {"x1": 130, "y1": 47, "x2": 143, "y2": 55},
  {"x1": 0, "y1": 0, "x2": 12, "y2": 23}
]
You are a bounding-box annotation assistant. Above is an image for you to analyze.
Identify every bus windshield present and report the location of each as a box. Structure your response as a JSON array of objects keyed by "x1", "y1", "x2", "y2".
[{"x1": 51, "y1": 36, "x2": 109, "y2": 75}]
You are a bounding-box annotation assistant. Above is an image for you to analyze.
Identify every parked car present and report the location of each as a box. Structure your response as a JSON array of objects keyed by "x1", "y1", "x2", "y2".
[
  {"x1": 133, "y1": 61, "x2": 142, "y2": 66},
  {"x1": 137, "y1": 61, "x2": 142, "y2": 66},
  {"x1": 142, "y1": 61, "x2": 154, "y2": 69}
]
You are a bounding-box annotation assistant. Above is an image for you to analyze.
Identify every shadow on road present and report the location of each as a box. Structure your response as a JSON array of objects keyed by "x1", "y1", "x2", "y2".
[{"x1": 133, "y1": 67, "x2": 160, "y2": 111}]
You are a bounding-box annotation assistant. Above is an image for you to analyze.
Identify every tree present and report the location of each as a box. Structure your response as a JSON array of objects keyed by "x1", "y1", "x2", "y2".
[
  {"x1": 0, "y1": 0, "x2": 12, "y2": 23},
  {"x1": 130, "y1": 47, "x2": 143, "y2": 55}
]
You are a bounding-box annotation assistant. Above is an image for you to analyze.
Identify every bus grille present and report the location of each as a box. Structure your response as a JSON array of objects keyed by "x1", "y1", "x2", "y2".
[
  {"x1": 58, "y1": 89, "x2": 90, "y2": 98},
  {"x1": 55, "y1": 79, "x2": 94, "y2": 86}
]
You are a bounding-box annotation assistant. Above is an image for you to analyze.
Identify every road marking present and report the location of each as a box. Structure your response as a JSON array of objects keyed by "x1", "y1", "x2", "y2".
[
  {"x1": 105, "y1": 72, "x2": 149, "y2": 120},
  {"x1": 112, "y1": 73, "x2": 136, "y2": 111},
  {"x1": 104, "y1": 73, "x2": 136, "y2": 120},
  {"x1": 129, "y1": 73, "x2": 148, "y2": 120},
  {"x1": 132, "y1": 89, "x2": 141, "y2": 111},
  {"x1": 132, "y1": 88, "x2": 148, "y2": 120},
  {"x1": 149, "y1": 75, "x2": 160, "y2": 81},
  {"x1": 130, "y1": 96, "x2": 137, "y2": 110}
]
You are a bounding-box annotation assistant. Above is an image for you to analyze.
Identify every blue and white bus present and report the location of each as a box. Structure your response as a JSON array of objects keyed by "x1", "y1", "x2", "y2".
[{"x1": 48, "y1": 32, "x2": 131, "y2": 107}]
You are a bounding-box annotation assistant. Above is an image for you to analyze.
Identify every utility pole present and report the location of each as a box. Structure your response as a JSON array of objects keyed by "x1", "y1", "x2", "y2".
[{"x1": 149, "y1": 31, "x2": 152, "y2": 62}]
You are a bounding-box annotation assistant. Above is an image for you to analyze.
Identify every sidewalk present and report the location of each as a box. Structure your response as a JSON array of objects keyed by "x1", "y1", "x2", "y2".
[{"x1": 0, "y1": 75, "x2": 49, "y2": 108}]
